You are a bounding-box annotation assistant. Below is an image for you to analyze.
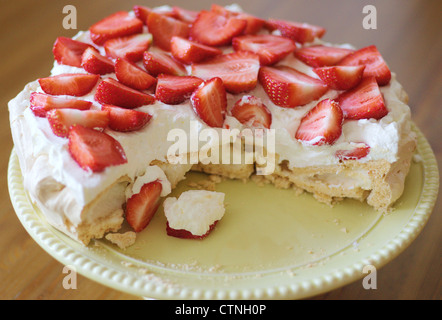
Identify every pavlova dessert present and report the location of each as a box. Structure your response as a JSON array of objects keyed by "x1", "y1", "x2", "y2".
[{"x1": 9, "y1": 4, "x2": 416, "y2": 245}]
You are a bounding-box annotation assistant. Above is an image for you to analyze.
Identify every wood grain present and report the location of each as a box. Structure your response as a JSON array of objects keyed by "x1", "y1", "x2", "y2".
[{"x1": 0, "y1": 0, "x2": 440, "y2": 300}]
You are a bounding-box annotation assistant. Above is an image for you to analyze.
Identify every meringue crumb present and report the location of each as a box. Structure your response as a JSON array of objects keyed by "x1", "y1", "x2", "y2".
[
  {"x1": 186, "y1": 174, "x2": 224, "y2": 191},
  {"x1": 286, "y1": 270, "x2": 296, "y2": 277},
  {"x1": 121, "y1": 261, "x2": 133, "y2": 268},
  {"x1": 208, "y1": 174, "x2": 224, "y2": 183},
  {"x1": 187, "y1": 179, "x2": 216, "y2": 191},
  {"x1": 413, "y1": 153, "x2": 423, "y2": 163},
  {"x1": 250, "y1": 174, "x2": 270, "y2": 187},
  {"x1": 105, "y1": 231, "x2": 136, "y2": 249},
  {"x1": 120, "y1": 261, "x2": 178, "y2": 289},
  {"x1": 198, "y1": 180, "x2": 217, "y2": 191}
]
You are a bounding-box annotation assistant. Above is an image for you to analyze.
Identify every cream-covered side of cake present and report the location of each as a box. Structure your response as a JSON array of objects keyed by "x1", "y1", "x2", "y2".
[{"x1": 8, "y1": 4, "x2": 417, "y2": 245}]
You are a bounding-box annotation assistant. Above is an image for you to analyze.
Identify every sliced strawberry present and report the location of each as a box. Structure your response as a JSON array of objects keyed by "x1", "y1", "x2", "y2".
[
  {"x1": 52, "y1": 37, "x2": 93, "y2": 68},
  {"x1": 68, "y1": 124, "x2": 127, "y2": 173},
  {"x1": 95, "y1": 78, "x2": 155, "y2": 108},
  {"x1": 151, "y1": 6, "x2": 178, "y2": 18},
  {"x1": 190, "y1": 10, "x2": 247, "y2": 47},
  {"x1": 102, "y1": 104, "x2": 152, "y2": 132},
  {"x1": 38, "y1": 73, "x2": 100, "y2": 96},
  {"x1": 104, "y1": 33, "x2": 152, "y2": 62},
  {"x1": 313, "y1": 65, "x2": 365, "y2": 90},
  {"x1": 209, "y1": 4, "x2": 233, "y2": 16},
  {"x1": 146, "y1": 11, "x2": 190, "y2": 51},
  {"x1": 232, "y1": 34, "x2": 296, "y2": 66},
  {"x1": 126, "y1": 180, "x2": 163, "y2": 232},
  {"x1": 258, "y1": 66, "x2": 328, "y2": 108},
  {"x1": 133, "y1": 5, "x2": 152, "y2": 24},
  {"x1": 172, "y1": 6, "x2": 198, "y2": 24},
  {"x1": 143, "y1": 51, "x2": 186, "y2": 77},
  {"x1": 231, "y1": 96, "x2": 272, "y2": 129},
  {"x1": 339, "y1": 45, "x2": 391, "y2": 86},
  {"x1": 209, "y1": 5, "x2": 265, "y2": 35},
  {"x1": 30, "y1": 92, "x2": 92, "y2": 117},
  {"x1": 335, "y1": 143, "x2": 370, "y2": 161},
  {"x1": 89, "y1": 11, "x2": 143, "y2": 45},
  {"x1": 134, "y1": 5, "x2": 177, "y2": 23},
  {"x1": 191, "y1": 51, "x2": 260, "y2": 94},
  {"x1": 81, "y1": 47, "x2": 114, "y2": 75},
  {"x1": 47, "y1": 109, "x2": 109, "y2": 138},
  {"x1": 170, "y1": 36, "x2": 222, "y2": 64},
  {"x1": 267, "y1": 19, "x2": 326, "y2": 44},
  {"x1": 166, "y1": 221, "x2": 218, "y2": 239},
  {"x1": 155, "y1": 74, "x2": 203, "y2": 105},
  {"x1": 238, "y1": 13, "x2": 265, "y2": 35},
  {"x1": 190, "y1": 77, "x2": 227, "y2": 128},
  {"x1": 295, "y1": 98, "x2": 343, "y2": 146},
  {"x1": 294, "y1": 45, "x2": 354, "y2": 68},
  {"x1": 115, "y1": 58, "x2": 156, "y2": 91},
  {"x1": 335, "y1": 76, "x2": 388, "y2": 120}
]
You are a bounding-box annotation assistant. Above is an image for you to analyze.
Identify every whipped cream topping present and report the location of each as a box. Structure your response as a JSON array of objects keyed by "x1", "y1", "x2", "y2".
[{"x1": 11, "y1": 10, "x2": 414, "y2": 209}]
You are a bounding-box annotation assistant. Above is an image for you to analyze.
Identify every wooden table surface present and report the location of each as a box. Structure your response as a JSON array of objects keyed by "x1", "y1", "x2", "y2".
[{"x1": 1, "y1": 0, "x2": 440, "y2": 300}]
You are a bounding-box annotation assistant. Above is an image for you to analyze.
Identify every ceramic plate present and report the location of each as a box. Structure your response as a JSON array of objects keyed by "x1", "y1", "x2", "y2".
[{"x1": 8, "y1": 124, "x2": 439, "y2": 299}]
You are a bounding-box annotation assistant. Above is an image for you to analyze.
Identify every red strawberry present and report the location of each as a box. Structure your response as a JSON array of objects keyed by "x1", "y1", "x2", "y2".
[
  {"x1": 95, "y1": 78, "x2": 155, "y2": 108},
  {"x1": 133, "y1": 5, "x2": 152, "y2": 24},
  {"x1": 104, "y1": 33, "x2": 152, "y2": 62},
  {"x1": 151, "y1": 7, "x2": 178, "y2": 17},
  {"x1": 231, "y1": 96, "x2": 272, "y2": 129},
  {"x1": 30, "y1": 92, "x2": 92, "y2": 117},
  {"x1": 155, "y1": 74, "x2": 203, "y2": 105},
  {"x1": 102, "y1": 104, "x2": 152, "y2": 132},
  {"x1": 335, "y1": 143, "x2": 370, "y2": 161},
  {"x1": 166, "y1": 221, "x2": 218, "y2": 240},
  {"x1": 172, "y1": 6, "x2": 198, "y2": 24},
  {"x1": 238, "y1": 13, "x2": 265, "y2": 35},
  {"x1": 81, "y1": 47, "x2": 114, "y2": 75},
  {"x1": 295, "y1": 98, "x2": 343, "y2": 146},
  {"x1": 68, "y1": 124, "x2": 127, "y2": 172},
  {"x1": 191, "y1": 51, "x2": 260, "y2": 94},
  {"x1": 126, "y1": 180, "x2": 163, "y2": 232},
  {"x1": 143, "y1": 51, "x2": 186, "y2": 77},
  {"x1": 47, "y1": 109, "x2": 109, "y2": 138},
  {"x1": 115, "y1": 58, "x2": 156, "y2": 91},
  {"x1": 190, "y1": 10, "x2": 247, "y2": 47},
  {"x1": 146, "y1": 11, "x2": 190, "y2": 51},
  {"x1": 294, "y1": 45, "x2": 354, "y2": 68},
  {"x1": 38, "y1": 73, "x2": 100, "y2": 96},
  {"x1": 339, "y1": 45, "x2": 391, "y2": 86},
  {"x1": 52, "y1": 37, "x2": 93, "y2": 67},
  {"x1": 313, "y1": 65, "x2": 365, "y2": 90},
  {"x1": 170, "y1": 36, "x2": 222, "y2": 64},
  {"x1": 209, "y1": 5, "x2": 265, "y2": 35},
  {"x1": 232, "y1": 34, "x2": 296, "y2": 66},
  {"x1": 267, "y1": 19, "x2": 326, "y2": 44},
  {"x1": 210, "y1": 4, "x2": 234, "y2": 16},
  {"x1": 190, "y1": 77, "x2": 227, "y2": 128},
  {"x1": 258, "y1": 66, "x2": 328, "y2": 108},
  {"x1": 89, "y1": 11, "x2": 143, "y2": 45},
  {"x1": 335, "y1": 76, "x2": 388, "y2": 120},
  {"x1": 133, "y1": 5, "x2": 178, "y2": 23}
]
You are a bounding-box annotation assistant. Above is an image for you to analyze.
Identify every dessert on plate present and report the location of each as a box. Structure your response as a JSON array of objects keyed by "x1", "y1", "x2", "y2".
[{"x1": 8, "y1": 4, "x2": 416, "y2": 245}]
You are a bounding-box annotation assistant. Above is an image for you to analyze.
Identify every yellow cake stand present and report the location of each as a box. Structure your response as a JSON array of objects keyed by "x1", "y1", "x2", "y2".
[{"x1": 8, "y1": 123, "x2": 439, "y2": 299}]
